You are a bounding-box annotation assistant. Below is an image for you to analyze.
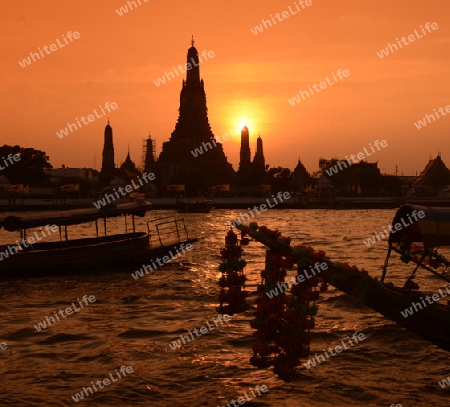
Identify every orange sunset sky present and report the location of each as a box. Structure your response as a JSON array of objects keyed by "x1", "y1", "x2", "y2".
[{"x1": 2, "y1": 0, "x2": 450, "y2": 176}]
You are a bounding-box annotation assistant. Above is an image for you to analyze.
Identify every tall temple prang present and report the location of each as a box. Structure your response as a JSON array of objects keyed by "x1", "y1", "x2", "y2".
[
  {"x1": 250, "y1": 134, "x2": 266, "y2": 185},
  {"x1": 100, "y1": 120, "x2": 115, "y2": 185},
  {"x1": 143, "y1": 135, "x2": 157, "y2": 175},
  {"x1": 237, "y1": 125, "x2": 251, "y2": 185},
  {"x1": 157, "y1": 38, "x2": 235, "y2": 194}
]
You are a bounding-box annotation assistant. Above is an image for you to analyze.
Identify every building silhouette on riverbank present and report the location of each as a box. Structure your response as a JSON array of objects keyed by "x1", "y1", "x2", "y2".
[
  {"x1": 100, "y1": 121, "x2": 115, "y2": 185},
  {"x1": 156, "y1": 38, "x2": 234, "y2": 194},
  {"x1": 237, "y1": 126, "x2": 267, "y2": 187}
]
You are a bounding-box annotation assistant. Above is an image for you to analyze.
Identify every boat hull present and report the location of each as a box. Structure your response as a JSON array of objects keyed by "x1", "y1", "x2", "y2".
[
  {"x1": 176, "y1": 200, "x2": 212, "y2": 213},
  {"x1": 331, "y1": 272, "x2": 450, "y2": 351},
  {"x1": 0, "y1": 232, "x2": 197, "y2": 279},
  {"x1": 235, "y1": 223, "x2": 450, "y2": 351}
]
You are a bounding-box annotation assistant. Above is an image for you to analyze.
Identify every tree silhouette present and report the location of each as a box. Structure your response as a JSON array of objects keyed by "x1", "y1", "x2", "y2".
[
  {"x1": 0, "y1": 145, "x2": 52, "y2": 186},
  {"x1": 265, "y1": 166, "x2": 292, "y2": 193}
]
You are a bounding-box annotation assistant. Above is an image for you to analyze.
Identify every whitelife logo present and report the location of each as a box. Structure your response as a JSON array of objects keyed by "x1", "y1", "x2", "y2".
[
  {"x1": 325, "y1": 140, "x2": 388, "y2": 176},
  {"x1": 34, "y1": 295, "x2": 96, "y2": 331},
  {"x1": 250, "y1": 0, "x2": 313, "y2": 35},
  {"x1": 18, "y1": 31, "x2": 81, "y2": 68},
  {"x1": 303, "y1": 332, "x2": 366, "y2": 369},
  {"x1": 414, "y1": 104, "x2": 450, "y2": 129},
  {"x1": 93, "y1": 172, "x2": 155, "y2": 209},
  {"x1": 438, "y1": 373, "x2": 450, "y2": 389},
  {"x1": 288, "y1": 69, "x2": 350, "y2": 106},
  {"x1": 168, "y1": 314, "x2": 230, "y2": 350},
  {"x1": 0, "y1": 153, "x2": 21, "y2": 171},
  {"x1": 56, "y1": 102, "x2": 118, "y2": 139},
  {"x1": 131, "y1": 242, "x2": 193, "y2": 280},
  {"x1": 266, "y1": 262, "x2": 328, "y2": 299},
  {"x1": 400, "y1": 284, "x2": 450, "y2": 318},
  {"x1": 230, "y1": 192, "x2": 291, "y2": 227},
  {"x1": 218, "y1": 385, "x2": 269, "y2": 407},
  {"x1": 363, "y1": 210, "x2": 425, "y2": 248},
  {"x1": 0, "y1": 224, "x2": 59, "y2": 262},
  {"x1": 376, "y1": 22, "x2": 439, "y2": 58},
  {"x1": 153, "y1": 50, "x2": 215, "y2": 87},
  {"x1": 71, "y1": 366, "x2": 133, "y2": 402},
  {"x1": 190, "y1": 128, "x2": 235, "y2": 158},
  {"x1": 115, "y1": 0, "x2": 148, "y2": 16}
]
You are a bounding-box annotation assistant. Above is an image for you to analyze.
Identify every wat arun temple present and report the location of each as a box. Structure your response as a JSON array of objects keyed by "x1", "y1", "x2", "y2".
[
  {"x1": 156, "y1": 40, "x2": 235, "y2": 193},
  {"x1": 101, "y1": 39, "x2": 267, "y2": 195}
]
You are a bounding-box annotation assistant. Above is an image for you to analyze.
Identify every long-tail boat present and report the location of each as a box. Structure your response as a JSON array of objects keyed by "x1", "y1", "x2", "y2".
[
  {"x1": 176, "y1": 199, "x2": 213, "y2": 213},
  {"x1": 235, "y1": 204, "x2": 450, "y2": 352},
  {"x1": 0, "y1": 201, "x2": 197, "y2": 279}
]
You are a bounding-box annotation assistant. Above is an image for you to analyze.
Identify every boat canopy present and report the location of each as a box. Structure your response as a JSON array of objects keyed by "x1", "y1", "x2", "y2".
[
  {"x1": 389, "y1": 204, "x2": 450, "y2": 248},
  {"x1": 1, "y1": 201, "x2": 152, "y2": 232}
]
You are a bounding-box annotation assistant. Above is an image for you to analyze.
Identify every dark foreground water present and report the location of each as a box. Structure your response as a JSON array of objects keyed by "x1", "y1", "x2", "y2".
[{"x1": 1, "y1": 209, "x2": 449, "y2": 406}]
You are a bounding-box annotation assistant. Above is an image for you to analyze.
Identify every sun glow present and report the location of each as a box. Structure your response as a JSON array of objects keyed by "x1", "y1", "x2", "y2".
[
  {"x1": 237, "y1": 119, "x2": 251, "y2": 135},
  {"x1": 219, "y1": 100, "x2": 267, "y2": 142}
]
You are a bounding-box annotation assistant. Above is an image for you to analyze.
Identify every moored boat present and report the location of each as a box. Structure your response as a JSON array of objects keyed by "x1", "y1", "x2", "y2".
[
  {"x1": 234, "y1": 204, "x2": 450, "y2": 351},
  {"x1": 0, "y1": 201, "x2": 197, "y2": 279},
  {"x1": 176, "y1": 199, "x2": 213, "y2": 213}
]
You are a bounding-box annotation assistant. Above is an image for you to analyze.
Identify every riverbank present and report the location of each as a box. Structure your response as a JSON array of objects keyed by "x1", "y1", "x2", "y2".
[{"x1": 0, "y1": 197, "x2": 449, "y2": 212}]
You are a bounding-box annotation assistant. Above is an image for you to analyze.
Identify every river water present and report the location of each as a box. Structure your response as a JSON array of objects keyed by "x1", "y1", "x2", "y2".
[{"x1": 1, "y1": 209, "x2": 449, "y2": 406}]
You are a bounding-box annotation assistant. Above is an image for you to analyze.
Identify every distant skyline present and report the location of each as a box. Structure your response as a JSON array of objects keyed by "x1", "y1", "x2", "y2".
[{"x1": 1, "y1": 0, "x2": 450, "y2": 176}]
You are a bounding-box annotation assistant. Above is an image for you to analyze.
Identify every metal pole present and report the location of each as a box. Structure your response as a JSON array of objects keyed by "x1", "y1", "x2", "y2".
[{"x1": 175, "y1": 218, "x2": 180, "y2": 241}]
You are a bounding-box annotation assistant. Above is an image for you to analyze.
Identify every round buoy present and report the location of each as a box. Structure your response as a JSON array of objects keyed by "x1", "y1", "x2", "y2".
[{"x1": 3, "y1": 216, "x2": 21, "y2": 232}]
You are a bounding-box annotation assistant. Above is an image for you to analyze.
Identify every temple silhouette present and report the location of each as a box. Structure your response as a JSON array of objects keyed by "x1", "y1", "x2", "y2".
[
  {"x1": 236, "y1": 126, "x2": 267, "y2": 187},
  {"x1": 98, "y1": 39, "x2": 271, "y2": 195},
  {"x1": 251, "y1": 134, "x2": 266, "y2": 185},
  {"x1": 237, "y1": 125, "x2": 251, "y2": 185},
  {"x1": 100, "y1": 120, "x2": 115, "y2": 185},
  {"x1": 156, "y1": 38, "x2": 235, "y2": 194},
  {"x1": 99, "y1": 121, "x2": 141, "y2": 187}
]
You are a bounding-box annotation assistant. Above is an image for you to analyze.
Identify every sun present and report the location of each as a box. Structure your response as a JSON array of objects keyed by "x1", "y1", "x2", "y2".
[
  {"x1": 220, "y1": 101, "x2": 265, "y2": 141},
  {"x1": 236, "y1": 118, "x2": 252, "y2": 137}
]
